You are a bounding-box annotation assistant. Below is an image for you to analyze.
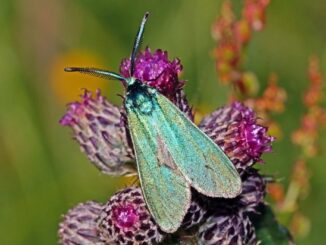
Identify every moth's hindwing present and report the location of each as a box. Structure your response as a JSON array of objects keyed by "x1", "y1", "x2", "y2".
[
  {"x1": 126, "y1": 91, "x2": 191, "y2": 232},
  {"x1": 155, "y1": 94, "x2": 242, "y2": 198}
]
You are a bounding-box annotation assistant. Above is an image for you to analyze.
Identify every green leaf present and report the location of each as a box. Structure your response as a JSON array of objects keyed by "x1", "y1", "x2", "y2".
[{"x1": 251, "y1": 205, "x2": 295, "y2": 245}]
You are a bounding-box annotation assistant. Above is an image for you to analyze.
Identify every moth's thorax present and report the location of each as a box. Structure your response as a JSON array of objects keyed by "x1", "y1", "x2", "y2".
[{"x1": 125, "y1": 79, "x2": 157, "y2": 115}]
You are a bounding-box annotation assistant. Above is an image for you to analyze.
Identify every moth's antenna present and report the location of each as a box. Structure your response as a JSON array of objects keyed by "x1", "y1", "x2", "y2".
[
  {"x1": 64, "y1": 67, "x2": 126, "y2": 81},
  {"x1": 130, "y1": 12, "x2": 149, "y2": 76}
]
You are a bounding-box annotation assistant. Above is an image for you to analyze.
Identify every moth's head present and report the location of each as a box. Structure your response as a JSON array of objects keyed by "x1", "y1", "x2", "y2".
[{"x1": 63, "y1": 12, "x2": 149, "y2": 90}]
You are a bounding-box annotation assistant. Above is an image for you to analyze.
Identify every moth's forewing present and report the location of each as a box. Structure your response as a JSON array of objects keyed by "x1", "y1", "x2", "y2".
[
  {"x1": 125, "y1": 82, "x2": 191, "y2": 233},
  {"x1": 155, "y1": 94, "x2": 242, "y2": 198}
]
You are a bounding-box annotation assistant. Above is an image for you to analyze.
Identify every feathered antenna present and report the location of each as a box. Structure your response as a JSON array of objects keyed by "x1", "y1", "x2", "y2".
[{"x1": 64, "y1": 67, "x2": 125, "y2": 81}]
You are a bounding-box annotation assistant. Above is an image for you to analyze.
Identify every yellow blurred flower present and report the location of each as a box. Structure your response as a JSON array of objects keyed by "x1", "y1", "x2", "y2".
[{"x1": 50, "y1": 51, "x2": 108, "y2": 103}]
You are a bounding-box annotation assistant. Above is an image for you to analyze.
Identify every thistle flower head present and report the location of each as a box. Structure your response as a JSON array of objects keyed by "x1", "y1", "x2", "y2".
[
  {"x1": 239, "y1": 169, "x2": 266, "y2": 211},
  {"x1": 58, "y1": 201, "x2": 105, "y2": 245},
  {"x1": 198, "y1": 210, "x2": 257, "y2": 245},
  {"x1": 181, "y1": 194, "x2": 209, "y2": 230},
  {"x1": 60, "y1": 90, "x2": 135, "y2": 176},
  {"x1": 199, "y1": 102, "x2": 274, "y2": 173},
  {"x1": 120, "y1": 48, "x2": 184, "y2": 98},
  {"x1": 98, "y1": 187, "x2": 165, "y2": 245}
]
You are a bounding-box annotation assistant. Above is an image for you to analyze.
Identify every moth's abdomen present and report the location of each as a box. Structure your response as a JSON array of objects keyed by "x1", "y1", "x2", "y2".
[{"x1": 125, "y1": 80, "x2": 157, "y2": 115}]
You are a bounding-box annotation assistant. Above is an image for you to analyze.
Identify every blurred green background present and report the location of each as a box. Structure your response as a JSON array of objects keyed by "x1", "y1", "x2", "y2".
[{"x1": 0, "y1": 0, "x2": 325, "y2": 244}]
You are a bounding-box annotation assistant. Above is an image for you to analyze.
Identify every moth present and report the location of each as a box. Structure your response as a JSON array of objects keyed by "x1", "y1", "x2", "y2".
[{"x1": 65, "y1": 12, "x2": 241, "y2": 233}]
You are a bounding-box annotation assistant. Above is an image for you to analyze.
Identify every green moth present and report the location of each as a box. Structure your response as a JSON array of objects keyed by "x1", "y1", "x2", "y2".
[{"x1": 65, "y1": 12, "x2": 242, "y2": 233}]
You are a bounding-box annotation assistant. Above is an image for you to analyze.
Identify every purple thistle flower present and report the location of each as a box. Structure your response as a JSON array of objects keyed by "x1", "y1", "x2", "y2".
[
  {"x1": 181, "y1": 193, "x2": 209, "y2": 230},
  {"x1": 120, "y1": 48, "x2": 185, "y2": 99},
  {"x1": 238, "y1": 169, "x2": 266, "y2": 212},
  {"x1": 198, "y1": 210, "x2": 257, "y2": 245},
  {"x1": 60, "y1": 90, "x2": 135, "y2": 176},
  {"x1": 98, "y1": 187, "x2": 165, "y2": 245},
  {"x1": 58, "y1": 201, "x2": 105, "y2": 245},
  {"x1": 199, "y1": 102, "x2": 274, "y2": 174}
]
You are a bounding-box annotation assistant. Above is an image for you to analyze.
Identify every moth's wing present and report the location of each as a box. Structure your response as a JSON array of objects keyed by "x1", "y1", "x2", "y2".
[
  {"x1": 127, "y1": 107, "x2": 191, "y2": 233},
  {"x1": 156, "y1": 95, "x2": 242, "y2": 198}
]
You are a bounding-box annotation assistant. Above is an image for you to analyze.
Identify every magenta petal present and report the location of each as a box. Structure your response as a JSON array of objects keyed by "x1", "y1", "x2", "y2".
[{"x1": 113, "y1": 204, "x2": 139, "y2": 229}]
